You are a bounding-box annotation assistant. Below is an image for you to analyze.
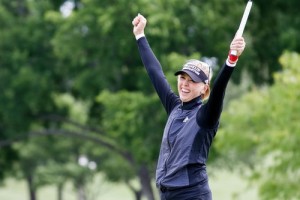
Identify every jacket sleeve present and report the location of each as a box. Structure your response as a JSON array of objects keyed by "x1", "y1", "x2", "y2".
[
  {"x1": 136, "y1": 37, "x2": 180, "y2": 115},
  {"x1": 197, "y1": 63, "x2": 234, "y2": 128}
]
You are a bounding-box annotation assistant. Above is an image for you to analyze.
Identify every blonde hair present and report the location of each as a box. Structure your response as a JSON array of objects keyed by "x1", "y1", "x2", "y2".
[{"x1": 184, "y1": 59, "x2": 212, "y2": 100}]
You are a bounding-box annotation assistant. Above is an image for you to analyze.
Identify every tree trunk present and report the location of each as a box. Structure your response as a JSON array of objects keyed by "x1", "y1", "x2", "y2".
[
  {"x1": 26, "y1": 174, "x2": 36, "y2": 200},
  {"x1": 134, "y1": 190, "x2": 143, "y2": 200},
  {"x1": 138, "y1": 164, "x2": 156, "y2": 200},
  {"x1": 76, "y1": 182, "x2": 87, "y2": 200},
  {"x1": 57, "y1": 183, "x2": 64, "y2": 200},
  {"x1": 125, "y1": 180, "x2": 142, "y2": 200}
]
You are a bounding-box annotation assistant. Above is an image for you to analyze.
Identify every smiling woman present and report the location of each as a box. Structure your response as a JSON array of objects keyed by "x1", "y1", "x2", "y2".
[
  {"x1": 177, "y1": 73, "x2": 206, "y2": 103},
  {"x1": 175, "y1": 59, "x2": 212, "y2": 102},
  {"x1": 132, "y1": 13, "x2": 246, "y2": 200}
]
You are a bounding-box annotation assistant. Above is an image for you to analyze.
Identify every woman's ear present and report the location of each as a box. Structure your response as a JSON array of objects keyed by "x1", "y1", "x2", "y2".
[
  {"x1": 202, "y1": 84, "x2": 211, "y2": 100},
  {"x1": 199, "y1": 83, "x2": 207, "y2": 96},
  {"x1": 203, "y1": 84, "x2": 209, "y2": 93}
]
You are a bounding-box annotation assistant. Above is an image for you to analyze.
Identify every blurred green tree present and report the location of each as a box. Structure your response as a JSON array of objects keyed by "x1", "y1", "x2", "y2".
[{"x1": 215, "y1": 51, "x2": 300, "y2": 199}]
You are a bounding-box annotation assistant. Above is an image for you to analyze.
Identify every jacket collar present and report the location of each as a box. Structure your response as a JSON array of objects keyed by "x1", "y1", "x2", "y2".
[{"x1": 181, "y1": 96, "x2": 202, "y2": 110}]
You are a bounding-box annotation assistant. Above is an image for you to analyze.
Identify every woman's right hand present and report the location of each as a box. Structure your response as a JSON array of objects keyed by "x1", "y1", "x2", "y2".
[{"x1": 132, "y1": 13, "x2": 147, "y2": 37}]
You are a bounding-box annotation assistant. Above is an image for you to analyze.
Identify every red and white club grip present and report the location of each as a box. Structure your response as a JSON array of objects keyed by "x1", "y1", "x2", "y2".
[{"x1": 228, "y1": 50, "x2": 239, "y2": 63}]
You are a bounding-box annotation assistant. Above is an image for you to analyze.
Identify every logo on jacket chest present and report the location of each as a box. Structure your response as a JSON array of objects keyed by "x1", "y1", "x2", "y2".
[{"x1": 183, "y1": 116, "x2": 189, "y2": 123}]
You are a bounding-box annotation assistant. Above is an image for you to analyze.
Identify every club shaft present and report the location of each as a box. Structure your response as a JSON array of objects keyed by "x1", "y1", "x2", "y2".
[
  {"x1": 236, "y1": 0, "x2": 252, "y2": 37},
  {"x1": 230, "y1": 0, "x2": 252, "y2": 56}
]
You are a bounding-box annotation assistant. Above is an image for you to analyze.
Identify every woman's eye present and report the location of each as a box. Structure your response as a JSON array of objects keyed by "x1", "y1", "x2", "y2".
[{"x1": 188, "y1": 80, "x2": 195, "y2": 83}]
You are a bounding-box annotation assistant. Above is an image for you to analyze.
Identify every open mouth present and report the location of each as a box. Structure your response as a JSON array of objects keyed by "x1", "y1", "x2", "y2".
[{"x1": 181, "y1": 88, "x2": 190, "y2": 94}]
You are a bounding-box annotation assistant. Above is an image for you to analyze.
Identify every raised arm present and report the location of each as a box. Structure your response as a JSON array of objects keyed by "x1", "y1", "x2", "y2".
[
  {"x1": 198, "y1": 36, "x2": 246, "y2": 128},
  {"x1": 132, "y1": 14, "x2": 179, "y2": 114}
]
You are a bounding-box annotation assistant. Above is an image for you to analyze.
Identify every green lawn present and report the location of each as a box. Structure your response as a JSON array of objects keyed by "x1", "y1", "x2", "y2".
[
  {"x1": 209, "y1": 170, "x2": 258, "y2": 200},
  {"x1": 0, "y1": 170, "x2": 258, "y2": 200}
]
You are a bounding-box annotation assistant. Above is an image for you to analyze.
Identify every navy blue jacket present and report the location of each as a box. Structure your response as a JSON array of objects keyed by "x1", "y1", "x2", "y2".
[{"x1": 137, "y1": 37, "x2": 234, "y2": 189}]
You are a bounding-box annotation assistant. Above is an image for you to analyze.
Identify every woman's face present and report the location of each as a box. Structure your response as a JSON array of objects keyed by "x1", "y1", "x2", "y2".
[{"x1": 177, "y1": 73, "x2": 207, "y2": 102}]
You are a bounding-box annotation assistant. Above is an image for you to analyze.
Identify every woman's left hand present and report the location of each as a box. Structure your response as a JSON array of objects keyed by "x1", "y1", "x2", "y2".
[{"x1": 230, "y1": 37, "x2": 246, "y2": 57}]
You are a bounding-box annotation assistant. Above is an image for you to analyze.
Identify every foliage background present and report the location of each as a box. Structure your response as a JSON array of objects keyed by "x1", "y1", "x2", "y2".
[{"x1": 0, "y1": 0, "x2": 300, "y2": 199}]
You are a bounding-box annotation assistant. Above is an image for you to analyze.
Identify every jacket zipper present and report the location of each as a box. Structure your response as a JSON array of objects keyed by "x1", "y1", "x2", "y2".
[{"x1": 162, "y1": 108, "x2": 182, "y2": 178}]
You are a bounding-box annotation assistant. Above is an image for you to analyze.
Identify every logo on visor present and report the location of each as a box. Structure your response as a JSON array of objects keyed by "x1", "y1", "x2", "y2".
[{"x1": 183, "y1": 64, "x2": 201, "y2": 75}]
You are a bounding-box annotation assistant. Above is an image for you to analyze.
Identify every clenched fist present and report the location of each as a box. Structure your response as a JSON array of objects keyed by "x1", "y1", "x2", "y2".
[{"x1": 132, "y1": 13, "x2": 147, "y2": 37}]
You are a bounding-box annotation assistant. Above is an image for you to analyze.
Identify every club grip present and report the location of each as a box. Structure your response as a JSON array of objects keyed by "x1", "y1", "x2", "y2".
[{"x1": 228, "y1": 50, "x2": 239, "y2": 63}]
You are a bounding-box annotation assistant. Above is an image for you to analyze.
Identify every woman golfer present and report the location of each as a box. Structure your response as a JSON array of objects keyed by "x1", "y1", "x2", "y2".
[{"x1": 132, "y1": 13, "x2": 246, "y2": 200}]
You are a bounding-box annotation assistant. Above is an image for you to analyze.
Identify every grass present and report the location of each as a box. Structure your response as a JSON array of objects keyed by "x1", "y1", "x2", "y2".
[
  {"x1": 209, "y1": 169, "x2": 258, "y2": 200},
  {"x1": 0, "y1": 170, "x2": 258, "y2": 200}
]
